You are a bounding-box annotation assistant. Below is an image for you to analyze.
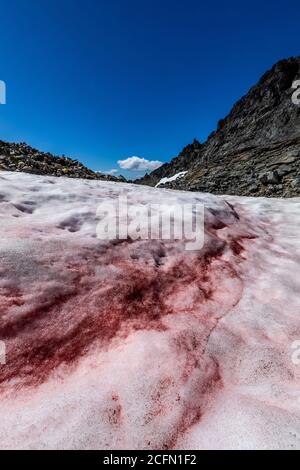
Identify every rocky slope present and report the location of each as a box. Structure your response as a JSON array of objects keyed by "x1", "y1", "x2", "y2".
[
  {"x1": 136, "y1": 57, "x2": 300, "y2": 197},
  {"x1": 0, "y1": 140, "x2": 126, "y2": 182}
]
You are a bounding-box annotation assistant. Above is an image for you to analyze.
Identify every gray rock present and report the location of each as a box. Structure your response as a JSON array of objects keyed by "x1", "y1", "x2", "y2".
[
  {"x1": 277, "y1": 165, "x2": 293, "y2": 177},
  {"x1": 291, "y1": 178, "x2": 300, "y2": 188},
  {"x1": 0, "y1": 139, "x2": 128, "y2": 183},
  {"x1": 248, "y1": 184, "x2": 259, "y2": 193},
  {"x1": 136, "y1": 56, "x2": 300, "y2": 198},
  {"x1": 259, "y1": 170, "x2": 280, "y2": 185}
]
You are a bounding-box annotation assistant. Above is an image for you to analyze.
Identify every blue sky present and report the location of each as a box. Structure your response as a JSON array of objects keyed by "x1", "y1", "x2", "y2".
[{"x1": 0, "y1": 0, "x2": 299, "y2": 178}]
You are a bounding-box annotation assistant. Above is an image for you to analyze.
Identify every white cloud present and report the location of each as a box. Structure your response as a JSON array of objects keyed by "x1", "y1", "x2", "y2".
[
  {"x1": 117, "y1": 156, "x2": 163, "y2": 172},
  {"x1": 95, "y1": 169, "x2": 118, "y2": 176}
]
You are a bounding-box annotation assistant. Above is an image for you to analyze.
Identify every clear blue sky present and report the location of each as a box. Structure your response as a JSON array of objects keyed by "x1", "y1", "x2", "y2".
[{"x1": 0, "y1": 0, "x2": 299, "y2": 178}]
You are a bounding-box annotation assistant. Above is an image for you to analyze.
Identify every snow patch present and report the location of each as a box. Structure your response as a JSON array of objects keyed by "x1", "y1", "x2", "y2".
[
  {"x1": 0, "y1": 171, "x2": 300, "y2": 449},
  {"x1": 155, "y1": 171, "x2": 188, "y2": 187}
]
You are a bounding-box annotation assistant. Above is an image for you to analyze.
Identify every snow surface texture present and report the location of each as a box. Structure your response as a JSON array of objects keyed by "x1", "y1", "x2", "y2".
[
  {"x1": 0, "y1": 171, "x2": 300, "y2": 450},
  {"x1": 155, "y1": 171, "x2": 188, "y2": 187}
]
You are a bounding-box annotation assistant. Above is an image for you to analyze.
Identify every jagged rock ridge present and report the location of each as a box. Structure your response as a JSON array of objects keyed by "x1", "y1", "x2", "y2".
[
  {"x1": 136, "y1": 57, "x2": 300, "y2": 197},
  {"x1": 0, "y1": 140, "x2": 126, "y2": 182}
]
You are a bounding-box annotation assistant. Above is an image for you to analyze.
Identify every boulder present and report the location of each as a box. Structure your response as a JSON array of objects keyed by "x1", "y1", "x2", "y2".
[{"x1": 259, "y1": 170, "x2": 280, "y2": 185}]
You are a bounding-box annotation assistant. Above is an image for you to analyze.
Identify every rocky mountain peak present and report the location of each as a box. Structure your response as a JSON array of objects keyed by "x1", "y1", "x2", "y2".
[
  {"x1": 202, "y1": 56, "x2": 300, "y2": 162},
  {"x1": 136, "y1": 56, "x2": 300, "y2": 197}
]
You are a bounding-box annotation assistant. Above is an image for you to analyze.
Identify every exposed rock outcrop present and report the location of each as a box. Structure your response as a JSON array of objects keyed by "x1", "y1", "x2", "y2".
[
  {"x1": 136, "y1": 57, "x2": 300, "y2": 197},
  {"x1": 0, "y1": 140, "x2": 126, "y2": 182}
]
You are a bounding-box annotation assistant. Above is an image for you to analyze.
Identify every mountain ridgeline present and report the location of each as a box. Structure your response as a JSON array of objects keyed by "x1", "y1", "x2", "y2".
[
  {"x1": 136, "y1": 57, "x2": 300, "y2": 197},
  {"x1": 0, "y1": 141, "x2": 126, "y2": 182}
]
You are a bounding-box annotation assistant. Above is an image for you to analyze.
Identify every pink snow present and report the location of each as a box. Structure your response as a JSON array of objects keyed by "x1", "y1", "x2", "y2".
[{"x1": 0, "y1": 171, "x2": 300, "y2": 449}]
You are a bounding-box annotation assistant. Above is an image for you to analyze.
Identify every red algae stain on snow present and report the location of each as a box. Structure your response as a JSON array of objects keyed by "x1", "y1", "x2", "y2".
[
  {"x1": 165, "y1": 360, "x2": 222, "y2": 450},
  {"x1": 1, "y1": 175, "x2": 276, "y2": 450},
  {"x1": 0, "y1": 222, "x2": 249, "y2": 394},
  {"x1": 0, "y1": 195, "x2": 259, "y2": 414},
  {"x1": 105, "y1": 394, "x2": 123, "y2": 427}
]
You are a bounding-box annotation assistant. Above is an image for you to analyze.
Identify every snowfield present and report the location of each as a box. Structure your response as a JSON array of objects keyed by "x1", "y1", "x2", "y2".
[{"x1": 0, "y1": 171, "x2": 300, "y2": 450}]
